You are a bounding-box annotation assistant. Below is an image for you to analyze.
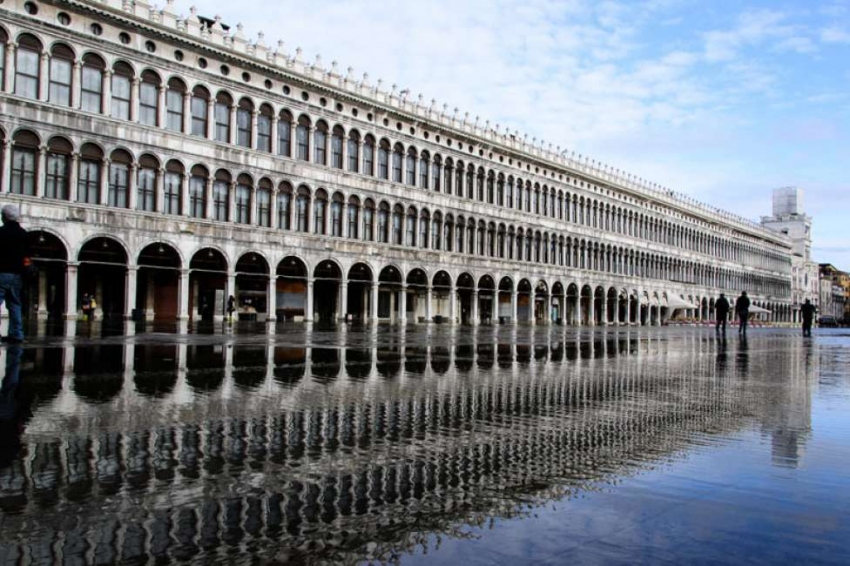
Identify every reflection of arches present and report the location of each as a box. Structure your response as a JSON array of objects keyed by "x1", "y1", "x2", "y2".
[
  {"x1": 73, "y1": 346, "x2": 125, "y2": 403},
  {"x1": 233, "y1": 346, "x2": 269, "y2": 390},
  {"x1": 273, "y1": 347, "x2": 305, "y2": 386},
  {"x1": 134, "y1": 344, "x2": 178, "y2": 397},
  {"x1": 78, "y1": 237, "x2": 128, "y2": 319},
  {"x1": 137, "y1": 242, "x2": 181, "y2": 320}
]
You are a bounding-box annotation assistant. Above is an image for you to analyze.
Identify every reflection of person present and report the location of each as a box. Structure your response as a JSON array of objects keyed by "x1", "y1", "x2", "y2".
[
  {"x1": 735, "y1": 291, "x2": 750, "y2": 337},
  {"x1": 801, "y1": 299, "x2": 817, "y2": 337},
  {"x1": 0, "y1": 205, "x2": 29, "y2": 344},
  {"x1": 0, "y1": 345, "x2": 29, "y2": 468},
  {"x1": 715, "y1": 293, "x2": 730, "y2": 336}
]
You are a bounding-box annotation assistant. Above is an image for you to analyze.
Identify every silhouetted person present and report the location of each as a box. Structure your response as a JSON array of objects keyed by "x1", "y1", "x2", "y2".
[
  {"x1": 715, "y1": 293, "x2": 730, "y2": 336},
  {"x1": 801, "y1": 299, "x2": 817, "y2": 337},
  {"x1": 227, "y1": 295, "x2": 236, "y2": 323},
  {"x1": 735, "y1": 291, "x2": 750, "y2": 337},
  {"x1": 0, "y1": 205, "x2": 28, "y2": 344}
]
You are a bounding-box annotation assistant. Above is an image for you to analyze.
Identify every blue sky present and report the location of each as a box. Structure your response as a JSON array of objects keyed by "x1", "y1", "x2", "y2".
[{"x1": 175, "y1": 0, "x2": 850, "y2": 269}]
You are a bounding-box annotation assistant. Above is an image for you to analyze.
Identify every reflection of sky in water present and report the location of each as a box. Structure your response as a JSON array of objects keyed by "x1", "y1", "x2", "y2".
[{"x1": 0, "y1": 326, "x2": 847, "y2": 564}]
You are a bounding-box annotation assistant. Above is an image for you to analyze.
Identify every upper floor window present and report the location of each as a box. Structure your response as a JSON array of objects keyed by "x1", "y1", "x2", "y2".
[
  {"x1": 139, "y1": 71, "x2": 160, "y2": 127},
  {"x1": 406, "y1": 149, "x2": 417, "y2": 186},
  {"x1": 189, "y1": 166, "x2": 208, "y2": 218},
  {"x1": 45, "y1": 137, "x2": 72, "y2": 200},
  {"x1": 391, "y1": 144, "x2": 403, "y2": 183},
  {"x1": 236, "y1": 98, "x2": 253, "y2": 148},
  {"x1": 314, "y1": 121, "x2": 328, "y2": 165},
  {"x1": 191, "y1": 86, "x2": 209, "y2": 137},
  {"x1": 80, "y1": 54, "x2": 105, "y2": 113},
  {"x1": 378, "y1": 140, "x2": 390, "y2": 180},
  {"x1": 347, "y1": 130, "x2": 360, "y2": 173},
  {"x1": 213, "y1": 172, "x2": 230, "y2": 221},
  {"x1": 48, "y1": 44, "x2": 74, "y2": 107},
  {"x1": 363, "y1": 136, "x2": 375, "y2": 176},
  {"x1": 164, "y1": 161, "x2": 183, "y2": 215},
  {"x1": 108, "y1": 150, "x2": 132, "y2": 208},
  {"x1": 257, "y1": 105, "x2": 273, "y2": 152},
  {"x1": 278, "y1": 111, "x2": 292, "y2": 157},
  {"x1": 77, "y1": 143, "x2": 103, "y2": 204},
  {"x1": 214, "y1": 92, "x2": 232, "y2": 142},
  {"x1": 111, "y1": 62, "x2": 133, "y2": 120},
  {"x1": 235, "y1": 177, "x2": 251, "y2": 224},
  {"x1": 10, "y1": 130, "x2": 39, "y2": 196},
  {"x1": 331, "y1": 126, "x2": 344, "y2": 169},
  {"x1": 136, "y1": 155, "x2": 158, "y2": 212},
  {"x1": 15, "y1": 35, "x2": 42, "y2": 100},
  {"x1": 296, "y1": 116, "x2": 310, "y2": 161},
  {"x1": 165, "y1": 78, "x2": 186, "y2": 132},
  {"x1": 257, "y1": 183, "x2": 271, "y2": 227},
  {"x1": 277, "y1": 183, "x2": 293, "y2": 229}
]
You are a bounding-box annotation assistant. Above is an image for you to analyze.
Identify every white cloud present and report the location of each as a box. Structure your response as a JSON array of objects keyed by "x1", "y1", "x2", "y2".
[{"x1": 821, "y1": 26, "x2": 850, "y2": 43}]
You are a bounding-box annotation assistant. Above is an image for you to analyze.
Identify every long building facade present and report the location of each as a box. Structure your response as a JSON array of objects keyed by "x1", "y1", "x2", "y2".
[{"x1": 0, "y1": 0, "x2": 794, "y2": 326}]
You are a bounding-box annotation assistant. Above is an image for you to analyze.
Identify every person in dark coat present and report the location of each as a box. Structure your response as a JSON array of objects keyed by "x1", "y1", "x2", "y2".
[
  {"x1": 0, "y1": 205, "x2": 29, "y2": 344},
  {"x1": 800, "y1": 299, "x2": 817, "y2": 337},
  {"x1": 735, "y1": 291, "x2": 750, "y2": 337},
  {"x1": 715, "y1": 293, "x2": 731, "y2": 336}
]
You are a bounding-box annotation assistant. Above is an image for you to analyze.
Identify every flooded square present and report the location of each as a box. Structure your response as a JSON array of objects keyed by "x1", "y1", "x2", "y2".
[{"x1": 0, "y1": 324, "x2": 848, "y2": 565}]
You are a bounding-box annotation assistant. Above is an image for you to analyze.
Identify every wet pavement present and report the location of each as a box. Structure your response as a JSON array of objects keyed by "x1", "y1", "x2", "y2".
[{"x1": 0, "y1": 323, "x2": 848, "y2": 565}]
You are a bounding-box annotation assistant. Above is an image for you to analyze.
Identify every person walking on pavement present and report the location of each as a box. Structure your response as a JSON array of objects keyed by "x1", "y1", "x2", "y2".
[
  {"x1": 735, "y1": 291, "x2": 750, "y2": 337},
  {"x1": 715, "y1": 293, "x2": 730, "y2": 336},
  {"x1": 801, "y1": 299, "x2": 817, "y2": 337},
  {"x1": 0, "y1": 205, "x2": 29, "y2": 344}
]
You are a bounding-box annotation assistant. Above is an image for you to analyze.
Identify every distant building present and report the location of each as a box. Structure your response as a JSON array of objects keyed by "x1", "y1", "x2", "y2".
[
  {"x1": 761, "y1": 188, "x2": 819, "y2": 323},
  {"x1": 819, "y1": 264, "x2": 850, "y2": 321}
]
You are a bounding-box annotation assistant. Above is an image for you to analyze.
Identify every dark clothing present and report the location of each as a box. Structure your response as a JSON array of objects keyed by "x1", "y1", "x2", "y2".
[
  {"x1": 715, "y1": 297, "x2": 730, "y2": 317},
  {"x1": 735, "y1": 294, "x2": 750, "y2": 335},
  {"x1": 801, "y1": 303, "x2": 817, "y2": 336},
  {"x1": 0, "y1": 221, "x2": 28, "y2": 275}
]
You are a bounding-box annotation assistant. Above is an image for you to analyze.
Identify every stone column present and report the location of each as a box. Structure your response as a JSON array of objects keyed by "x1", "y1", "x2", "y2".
[
  {"x1": 226, "y1": 271, "x2": 236, "y2": 311},
  {"x1": 35, "y1": 146, "x2": 47, "y2": 197},
  {"x1": 528, "y1": 293, "x2": 535, "y2": 325},
  {"x1": 371, "y1": 283, "x2": 380, "y2": 322},
  {"x1": 305, "y1": 278, "x2": 314, "y2": 323},
  {"x1": 340, "y1": 281, "x2": 349, "y2": 321},
  {"x1": 250, "y1": 110, "x2": 259, "y2": 149},
  {"x1": 511, "y1": 289, "x2": 518, "y2": 324},
  {"x1": 425, "y1": 285, "x2": 432, "y2": 323},
  {"x1": 36, "y1": 269, "x2": 48, "y2": 319},
  {"x1": 267, "y1": 276, "x2": 277, "y2": 322},
  {"x1": 625, "y1": 297, "x2": 631, "y2": 325},
  {"x1": 129, "y1": 78, "x2": 139, "y2": 122},
  {"x1": 289, "y1": 120, "x2": 297, "y2": 157},
  {"x1": 178, "y1": 269, "x2": 190, "y2": 320},
  {"x1": 600, "y1": 298, "x2": 607, "y2": 326},
  {"x1": 64, "y1": 263, "x2": 79, "y2": 320},
  {"x1": 156, "y1": 85, "x2": 166, "y2": 128},
  {"x1": 124, "y1": 266, "x2": 138, "y2": 320},
  {"x1": 398, "y1": 285, "x2": 407, "y2": 324},
  {"x1": 227, "y1": 181, "x2": 236, "y2": 222},
  {"x1": 155, "y1": 167, "x2": 165, "y2": 212},
  {"x1": 180, "y1": 171, "x2": 189, "y2": 216},
  {"x1": 102, "y1": 70, "x2": 112, "y2": 116},
  {"x1": 3, "y1": 43, "x2": 14, "y2": 94},
  {"x1": 449, "y1": 284, "x2": 457, "y2": 324},
  {"x1": 492, "y1": 292, "x2": 498, "y2": 324},
  {"x1": 71, "y1": 60, "x2": 82, "y2": 109},
  {"x1": 229, "y1": 105, "x2": 238, "y2": 145},
  {"x1": 1, "y1": 141, "x2": 10, "y2": 193},
  {"x1": 38, "y1": 50, "x2": 49, "y2": 102},
  {"x1": 127, "y1": 163, "x2": 138, "y2": 210},
  {"x1": 68, "y1": 153, "x2": 79, "y2": 201},
  {"x1": 182, "y1": 92, "x2": 192, "y2": 133},
  {"x1": 471, "y1": 290, "x2": 479, "y2": 326},
  {"x1": 99, "y1": 158, "x2": 110, "y2": 205},
  {"x1": 205, "y1": 176, "x2": 214, "y2": 219},
  {"x1": 206, "y1": 97, "x2": 215, "y2": 139},
  {"x1": 269, "y1": 116, "x2": 278, "y2": 155}
]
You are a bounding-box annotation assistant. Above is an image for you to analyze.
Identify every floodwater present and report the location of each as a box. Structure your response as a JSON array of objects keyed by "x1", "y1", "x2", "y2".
[{"x1": 0, "y1": 323, "x2": 848, "y2": 565}]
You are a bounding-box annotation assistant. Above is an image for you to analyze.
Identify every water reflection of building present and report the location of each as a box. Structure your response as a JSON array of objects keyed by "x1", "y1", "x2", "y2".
[
  {"x1": 0, "y1": 329, "x2": 815, "y2": 562},
  {"x1": 0, "y1": 1, "x2": 794, "y2": 329}
]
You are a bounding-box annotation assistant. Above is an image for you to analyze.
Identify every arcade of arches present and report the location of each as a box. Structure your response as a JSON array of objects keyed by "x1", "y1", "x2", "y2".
[{"x1": 24, "y1": 231, "x2": 793, "y2": 325}]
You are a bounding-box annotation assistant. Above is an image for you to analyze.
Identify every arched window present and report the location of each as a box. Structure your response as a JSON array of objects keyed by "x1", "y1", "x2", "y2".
[
  {"x1": 419, "y1": 151, "x2": 430, "y2": 189},
  {"x1": 405, "y1": 207, "x2": 417, "y2": 246},
  {"x1": 136, "y1": 154, "x2": 159, "y2": 212},
  {"x1": 486, "y1": 171, "x2": 495, "y2": 204},
  {"x1": 108, "y1": 149, "x2": 132, "y2": 208},
  {"x1": 378, "y1": 139, "x2": 390, "y2": 180},
  {"x1": 432, "y1": 155, "x2": 442, "y2": 192},
  {"x1": 496, "y1": 174, "x2": 504, "y2": 207},
  {"x1": 257, "y1": 104, "x2": 273, "y2": 152},
  {"x1": 487, "y1": 223, "x2": 496, "y2": 257},
  {"x1": 189, "y1": 165, "x2": 207, "y2": 218},
  {"x1": 347, "y1": 196, "x2": 359, "y2": 239},
  {"x1": 214, "y1": 91, "x2": 232, "y2": 142},
  {"x1": 45, "y1": 137, "x2": 72, "y2": 200},
  {"x1": 278, "y1": 110, "x2": 292, "y2": 157},
  {"x1": 476, "y1": 168, "x2": 485, "y2": 201},
  {"x1": 406, "y1": 147, "x2": 417, "y2": 186},
  {"x1": 392, "y1": 143, "x2": 403, "y2": 183},
  {"x1": 313, "y1": 189, "x2": 327, "y2": 234},
  {"x1": 236, "y1": 98, "x2": 253, "y2": 148},
  {"x1": 477, "y1": 222, "x2": 486, "y2": 256},
  {"x1": 296, "y1": 186, "x2": 310, "y2": 232},
  {"x1": 377, "y1": 202, "x2": 389, "y2": 243},
  {"x1": 213, "y1": 170, "x2": 231, "y2": 221},
  {"x1": 49, "y1": 44, "x2": 74, "y2": 107},
  {"x1": 164, "y1": 160, "x2": 183, "y2": 215},
  {"x1": 4, "y1": 121, "x2": 35, "y2": 186},
  {"x1": 331, "y1": 126, "x2": 344, "y2": 169},
  {"x1": 362, "y1": 200, "x2": 375, "y2": 241},
  {"x1": 443, "y1": 215, "x2": 453, "y2": 252},
  {"x1": 234, "y1": 173, "x2": 253, "y2": 224},
  {"x1": 444, "y1": 158, "x2": 453, "y2": 194},
  {"x1": 15, "y1": 34, "x2": 42, "y2": 100},
  {"x1": 314, "y1": 121, "x2": 328, "y2": 164},
  {"x1": 77, "y1": 143, "x2": 102, "y2": 204},
  {"x1": 392, "y1": 204, "x2": 403, "y2": 245},
  {"x1": 80, "y1": 53, "x2": 105, "y2": 113},
  {"x1": 363, "y1": 135, "x2": 375, "y2": 176},
  {"x1": 467, "y1": 165, "x2": 476, "y2": 200},
  {"x1": 139, "y1": 70, "x2": 160, "y2": 127},
  {"x1": 111, "y1": 62, "x2": 133, "y2": 120},
  {"x1": 432, "y1": 212, "x2": 442, "y2": 250},
  {"x1": 190, "y1": 86, "x2": 209, "y2": 136},
  {"x1": 467, "y1": 220, "x2": 475, "y2": 254},
  {"x1": 256, "y1": 178, "x2": 272, "y2": 227},
  {"x1": 277, "y1": 182, "x2": 293, "y2": 229},
  {"x1": 347, "y1": 130, "x2": 360, "y2": 172},
  {"x1": 515, "y1": 179, "x2": 523, "y2": 211},
  {"x1": 456, "y1": 217, "x2": 465, "y2": 253},
  {"x1": 419, "y1": 209, "x2": 430, "y2": 249},
  {"x1": 165, "y1": 78, "x2": 186, "y2": 132},
  {"x1": 296, "y1": 115, "x2": 310, "y2": 161},
  {"x1": 331, "y1": 192, "x2": 344, "y2": 236}
]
